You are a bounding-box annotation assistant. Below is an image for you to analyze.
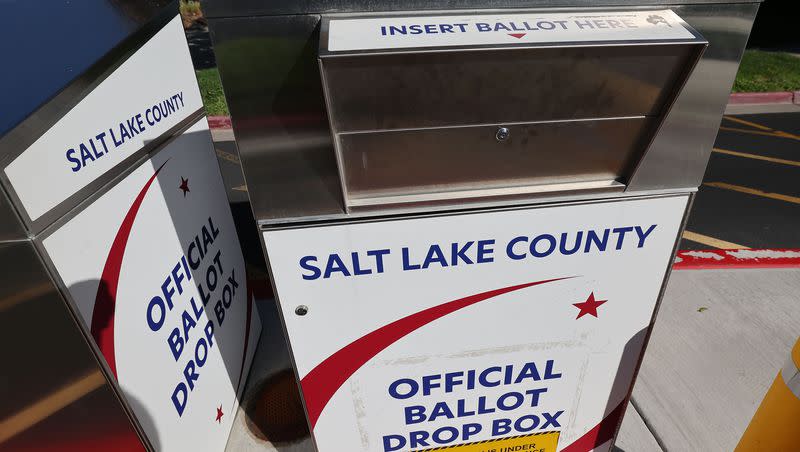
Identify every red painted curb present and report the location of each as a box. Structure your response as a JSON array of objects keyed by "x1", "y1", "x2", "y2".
[
  {"x1": 674, "y1": 249, "x2": 800, "y2": 270},
  {"x1": 728, "y1": 91, "x2": 795, "y2": 105},
  {"x1": 208, "y1": 115, "x2": 232, "y2": 129}
]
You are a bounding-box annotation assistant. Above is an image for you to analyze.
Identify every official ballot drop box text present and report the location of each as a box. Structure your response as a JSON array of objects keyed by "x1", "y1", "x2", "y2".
[{"x1": 204, "y1": 1, "x2": 760, "y2": 451}]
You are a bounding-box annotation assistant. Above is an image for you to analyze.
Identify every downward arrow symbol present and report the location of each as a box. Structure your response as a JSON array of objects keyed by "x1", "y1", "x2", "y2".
[{"x1": 508, "y1": 33, "x2": 526, "y2": 39}]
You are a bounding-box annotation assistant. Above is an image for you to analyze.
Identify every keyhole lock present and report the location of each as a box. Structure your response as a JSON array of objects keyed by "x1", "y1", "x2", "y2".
[{"x1": 496, "y1": 127, "x2": 510, "y2": 142}]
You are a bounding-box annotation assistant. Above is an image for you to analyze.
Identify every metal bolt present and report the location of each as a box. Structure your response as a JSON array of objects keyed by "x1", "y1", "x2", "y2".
[
  {"x1": 496, "y1": 127, "x2": 510, "y2": 142},
  {"x1": 295, "y1": 305, "x2": 308, "y2": 316}
]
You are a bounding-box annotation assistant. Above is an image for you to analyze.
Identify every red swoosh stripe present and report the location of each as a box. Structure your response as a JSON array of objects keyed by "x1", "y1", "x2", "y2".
[
  {"x1": 300, "y1": 277, "x2": 572, "y2": 428},
  {"x1": 90, "y1": 161, "x2": 168, "y2": 377}
]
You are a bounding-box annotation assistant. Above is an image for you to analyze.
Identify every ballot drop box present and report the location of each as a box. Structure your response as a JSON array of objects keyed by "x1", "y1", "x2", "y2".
[
  {"x1": 0, "y1": 3, "x2": 259, "y2": 451},
  {"x1": 204, "y1": 1, "x2": 760, "y2": 451}
]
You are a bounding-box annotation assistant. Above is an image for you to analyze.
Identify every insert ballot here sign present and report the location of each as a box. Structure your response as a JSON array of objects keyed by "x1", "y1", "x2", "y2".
[
  {"x1": 326, "y1": 10, "x2": 695, "y2": 52},
  {"x1": 264, "y1": 195, "x2": 688, "y2": 452}
]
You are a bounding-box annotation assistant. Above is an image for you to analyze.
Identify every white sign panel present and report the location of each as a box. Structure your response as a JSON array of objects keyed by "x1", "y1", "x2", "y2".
[
  {"x1": 43, "y1": 119, "x2": 260, "y2": 452},
  {"x1": 5, "y1": 15, "x2": 203, "y2": 221},
  {"x1": 327, "y1": 10, "x2": 694, "y2": 52},
  {"x1": 264, "y1": 196, "x2": 688, "y2": 452}
]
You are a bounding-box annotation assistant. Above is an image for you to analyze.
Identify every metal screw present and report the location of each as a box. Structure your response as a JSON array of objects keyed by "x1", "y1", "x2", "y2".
[
  {"x1": 295, "y1": 305, "x2": 308, "y2": 316},
  {"x1": 496, "y1": 127, "x2": 510, "y2": 142}
]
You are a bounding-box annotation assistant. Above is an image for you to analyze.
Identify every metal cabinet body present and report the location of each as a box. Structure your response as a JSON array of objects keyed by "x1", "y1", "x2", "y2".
[{"x1": 0, "y1": 2, "x2": 250, "y2": 451}]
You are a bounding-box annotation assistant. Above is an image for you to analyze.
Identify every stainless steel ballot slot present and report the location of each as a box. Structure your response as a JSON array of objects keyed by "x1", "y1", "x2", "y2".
[
  {"x1": 318, "y1": 14, "x2": 706, "y2": 209},
  {"x1": 205, "y1": 2, "x2": 759, "y2": 451}
]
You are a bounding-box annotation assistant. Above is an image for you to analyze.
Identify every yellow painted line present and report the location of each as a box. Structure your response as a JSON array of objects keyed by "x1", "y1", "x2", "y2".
[
  {"x1": 682, "y1": 230, "x2": 749, "y2": 250},
  {"x1": 723, "y1": 115, "x2": 774, "y2": 131},
  {"x1": 215, "y1": 148, "x2": 240, "y2": 165},
  {"x1": 705, "y1": 181, "x2": 800, "y2": 205},
  {"x1": 723, "y1": 116, "x2": 800, "y2": 141},
  {"x1": 718, "y1": 126, "x2": 789, "y2": 139},
  {"x1": 0, "y1": 283, "x2": 53, "y2": 314},
  {"x1": 713, "y1": 148, "x2": 800, "y2": 167},
  {"x1": 772, "y1": 130, "x2": 800, "y2": 141},
  {"x1": 0, "y1": 370, "x2": 106, "y2": 444}
]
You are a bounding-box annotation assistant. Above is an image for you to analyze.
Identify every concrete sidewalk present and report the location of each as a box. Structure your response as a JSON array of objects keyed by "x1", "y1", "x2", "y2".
[
  {"x1": 724, "y1": 103, "x2": 800, "y2": 115},
  {"x1": 616, "y1": 268, "x2": 800, "y2": 451}
]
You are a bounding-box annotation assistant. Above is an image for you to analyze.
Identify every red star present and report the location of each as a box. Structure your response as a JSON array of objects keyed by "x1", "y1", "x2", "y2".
[
  {"x1": 215, "y1": 406, "x2": 224, "y2": 423},
  {"x1": 179, "y1": 177, "x2": 190, "y2": 197},
  {"x1": 573, "y1": 292, "x2": 607, "y2": 319}
]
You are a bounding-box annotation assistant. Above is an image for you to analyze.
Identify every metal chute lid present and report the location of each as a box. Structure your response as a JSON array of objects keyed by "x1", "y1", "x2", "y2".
[{"x1": 318, "y1": 10, "x2": 706, "y2": 210}]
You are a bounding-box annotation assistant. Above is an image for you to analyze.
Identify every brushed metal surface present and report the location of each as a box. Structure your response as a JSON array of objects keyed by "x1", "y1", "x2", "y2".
[
  {"x1": 0, "y1": 187, "x2": 25, "y2": 241},
  {"x1": 0, "y1": 241, "x2": 143, "y2": 451},
  {"x1": 628, "y1": 2, "x2": 759, "y2": 190},
  {"x1": 204, "y1": 0, "x2": 761, "y2": 19},
  {"x1": 338, "y1": 118, "x2": 655, "y2": 205},
  {"x1": 347, "y1": 181, "x2": 626, "y2": 210},
  {"x1": 209, "y1": 15, "x2": 344, "y2": 221},
  {"x1": 321, "y1": 43, "x2": 702, "y2": 132}
]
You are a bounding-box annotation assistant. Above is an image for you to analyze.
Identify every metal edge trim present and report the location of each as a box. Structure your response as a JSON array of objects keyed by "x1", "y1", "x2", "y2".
[
  {"x1": 206, "y1": 1, "x2": 764, "y2": 20},
  {"x1": 257, "y1": 187, "x2": 698, "y2": 229},
  {"x1": 335, "y1": 115, "x2": 649, "y2": 136},
  {"x1": 262, "y1": 190, "x2": 693, "y2": 232},
  {"x1": 346, "y1": 180, "x2": 625, "y2": 208},
  {"x1": 320, "y1": 36, "x2": 708, "y2": 58},
  {"x1": 317, "y1": 51, "x2": 351, "y2": 214},
  {"x1": 607, "y1": 191, "x2": 693, "y2": 450}
]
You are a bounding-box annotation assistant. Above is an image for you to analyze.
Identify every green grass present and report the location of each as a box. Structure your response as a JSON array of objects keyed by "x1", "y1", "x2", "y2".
[
  {"x1": 195, "y1": 68, "x2": 229, "y2": 116},
  {"x1": 733, "y1": 50, "x2": 800, "y2": 93},
  {"x1": 180, "y1": 0, "x2": 202, "y2": 16}
]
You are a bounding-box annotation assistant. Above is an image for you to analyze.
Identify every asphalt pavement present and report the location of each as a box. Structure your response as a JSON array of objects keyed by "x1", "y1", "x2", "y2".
[{"x1": 680, "y1": 109, "x2": 800, "y2": 250}]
